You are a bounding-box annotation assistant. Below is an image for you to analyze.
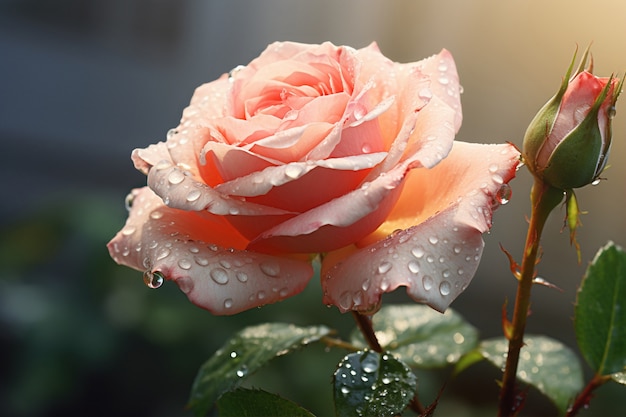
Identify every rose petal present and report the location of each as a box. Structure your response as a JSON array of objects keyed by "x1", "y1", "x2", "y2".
[
  {"x1": 247, "y1": 161, "x2": 409, "y2": 253},
  {"x1": 216, "y1": 152, "x2": 387, "y2": 197},
  {"x1": 146, "y1": 161, "x2": 293, "y2": 216},
  {"x1": 107, "y1": 187, "x2": 313, "y2": 315},
  {"x1": 322, "y1": 141, "x2": 520, "y2": 313}
]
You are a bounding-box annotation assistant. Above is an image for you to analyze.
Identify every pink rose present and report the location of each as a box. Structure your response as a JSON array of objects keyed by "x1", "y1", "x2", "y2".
[{"x1": 108, "y1": 41, "x2": 520, "y2": 315}]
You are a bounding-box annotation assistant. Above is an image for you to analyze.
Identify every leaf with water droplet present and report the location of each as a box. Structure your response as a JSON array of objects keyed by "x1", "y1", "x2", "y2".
[
  {"x1": 575, "y1": 241, "x2": 626, "y2": 376},
  {"x1": 333, "y1": 350, "x2": 417, "y2": 417},
  {"x1": 188, "y1": 323, "x2": 330, "y2": 416},
  {"x1": 480, "y1": 335, "x2": 583, "y2": 413},
  {"x1": 350, "y1": 304, "x2": 478, "y2": 368},
  {"x1": 216, "y1": 388, "x2": 315, "y2": 417}
]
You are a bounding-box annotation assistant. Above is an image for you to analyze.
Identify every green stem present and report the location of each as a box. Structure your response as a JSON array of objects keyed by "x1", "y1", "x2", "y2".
[{"x1": 498, "y1": 179, "x2": 564, "y2": 417}]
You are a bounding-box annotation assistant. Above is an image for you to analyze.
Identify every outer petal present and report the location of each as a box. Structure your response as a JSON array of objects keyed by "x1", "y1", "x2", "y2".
[
  {"x1": 322, "y1": 142, "x2": 520, "y2": 313},
  {"x1": 107, "y1": 187, "x2": 314, "y2": 315}
]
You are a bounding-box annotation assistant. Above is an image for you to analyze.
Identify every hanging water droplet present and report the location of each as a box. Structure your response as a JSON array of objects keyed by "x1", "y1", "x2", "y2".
[
  {"x1": 124, "y1": 192, "x2": 134, "y2": 211},
  {"x1": 143, "y1": 270, "x2": 165, "y2": 289},
  {"x1": 608, "y1": 105, "x2": 617, "y2": 119},
  {"x1": 493, "y1": 183, "x2": 511, "y2": 205},
  {"x1": 591, "y1": 178, "x2": 601, "y2": 186},
  {"x1": 339, "y1": 291, "x2": 353, "y2": 310},
  {"x1": 210, "y1": 268, "x2": 229, "y2": 285},
  {"x1": 228, "y1": 65, "x2": 245, "y2": 82}
]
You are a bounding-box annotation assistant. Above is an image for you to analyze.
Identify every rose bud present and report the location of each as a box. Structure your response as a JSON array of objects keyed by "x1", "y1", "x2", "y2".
[{"x1": 522, "y1": 48, "x2": 622, "y2": 190}]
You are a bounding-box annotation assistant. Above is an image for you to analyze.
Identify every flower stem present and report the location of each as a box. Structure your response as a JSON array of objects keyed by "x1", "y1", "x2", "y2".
[
  {"x1": 498, "y1": 179, "x2": 564, "y2": 417},
  {"x1": 565, "y1": 373, "x2": 611, "y2": 417},
  {"x1": 351, "y1": 311, "x2": 383, "y2": 353}
]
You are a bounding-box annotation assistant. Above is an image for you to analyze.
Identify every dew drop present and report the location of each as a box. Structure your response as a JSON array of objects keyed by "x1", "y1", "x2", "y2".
[
  {"x1": 124, "y1": 192, "x2": 134, "y2": 211},
  {"x1": 411, "y1": 246, "x2": 425, "y2": 258},
  {"x1": 488, "y1": 163, "x2": 499, "y2": 173},
  {"x1": 168, "y1": 170, "x2": 185, "y2": 185},
  {"x1": 438, "y1": 76, "x2": 450, "y2": 85},
  {"x1": 257, "y1": 291, "x2": 266, "y2": 300},
  {"x1": 591, "y1": 178, "x2": 601, "y2": 186},
  {"x1": 339, "y1": 291, "x2": 353, "y2": 310},
  {"x1": 608, "y1": 105, "x2": 617, "y2": 119},
  {"x1": 260, "y1": 262, "x2": 280, "y2": 277},
  {"x1": 210, "y1": 268, "x2": 229, "y2": 285},
  {"x1": 228, "y1": 207, "x2": 240, "y2": 215},
  {"x1": 195, "y1": 257, "x2": 209, "y2": 266},
  {"x1": 186, "y1": 189, "x2": 201, "y2": 202},
  {"x1": 121, "y1": 225, "x2": 136, "y2": 236},
  {"x1": 408, "y1": 260, "x2": 420, "y2": 274},
  {"x1": 428, "y1": 235, "x2": 439, "y2": 245},
  {"x1": 230, "y1": 351, "x2": 238, "y2": 358},
  {"x1": 236, "y1": 365, "x2": 248, "y2": 378},
  {"x1": 285, "y1": 164, "x2": 304, "y2": 179},
  {"x1": 362, "y1": 356, "x2": 379, "y2": 373},
  {"x1": 422, "y1": 275, "x2": 434, "y2": 291},
  {"x1": 492, "y1": 174, "x2": 504, "y2": 184},
  {"x1": 361, "y1": 279, "x2": 371, "y2": 291},
  {"x1": 439, "y1": 280, "x2": 451, "y2": 296},
  {"x1": 341, "y1": 386, "x2": 350, "y2": 395},
  {"x1": 143, "y1": 270, "x2": 165, "y2": 289},
  {"x1": 224, "y1": 298, "x2": 233, "y2": 309},
  {"x1": 496, "y1": 183, "x2": 512, "y2": 205},
  {"x1": 453, "y1": 245, "x2": 462, "y2": 254},
  {"x1": 150, "y1": 210, "x2": 163, "y2": 220},
  {"x1": 219, "y1": 259, "x2": 232, "y2": 269},
  {"x1": 178, "y1": 259, "x2": 192, "y2": 270},
  {"x1": 236, "y1": 271, "x2": 249, "y2": 283},
  {"x1": 156, "y1": 247, "x2": 171, "y2": 261},
  {"x1": 418, "y1": 88, "x2": 433, "y2": 100},
  {"x1": 377, "y1": 261, "x2": 392, "y2": 274}
]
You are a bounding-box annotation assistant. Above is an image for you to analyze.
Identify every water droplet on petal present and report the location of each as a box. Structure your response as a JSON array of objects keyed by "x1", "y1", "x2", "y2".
[
  {"x1": 428, "y1": 236, "x2": 439, "y2": 245},
  {"x1": 236, "y1": 271, "x2": 249, "y2": 283},
  {"x1": 439, "y1": 280, "x2": 451, "y2": 296},
  {"x1": 339, "y1": 291, "x2": 353, "y2": 310},
  {"x1": 408, "y1": 260, "x2": 420, "y2": 274},
  {"x1": 156, "y1": 247, "x2": 171, "y2": 261},
  {"x1": 411, "y1": 246, "x2": 425, "y2": 258},
  {"x1": 186, "y1": 189, "x2": 201, "y2": 202},
  {"x1": 178, "y1": 259, "x2": 192, "y2": 270},
  {"x1": 168, "y1": 170, "x2": 185, "y2": 185},
  {"x1": 224, "y1": 298, "x2": 233, "y2": 309},
  {"x1": 422, "y1": 275, "x2": 434, "y2": 291},
  {"x1": 260, "y1": 262, "x2": 280, "y2": 277},
  {"x1": 285, "y1": 164, "x2": 304, "y2": 179},
  {"x1": 210, "y1": 268, "x2": 229, "y2": 285},
  {"x1": 143, "y1": 270, "x2": 165, "y2": 289},
  {"x1": 122, "y1": 225, "x2": 136, "y2": 236},
  {"x1": 377, "y1": 261, "x2": 392, "y2": 274}
]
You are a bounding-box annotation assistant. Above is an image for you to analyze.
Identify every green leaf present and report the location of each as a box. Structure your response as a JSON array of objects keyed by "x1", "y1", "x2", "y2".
[
  {"x1": 351, "y1": 304, "x2": 478, "y2": 368},
  {"x1": 217, "y1": 388, "x2": 315, "y2": 417},
  {"x1": 334, "y1": 350, "x2": 417, "y2": 417},
  {"x1": 481, "y1": 336, "x2": 583, "y2": 413},
  {"x1": 575, "y1": 241, "x2": 626, "y2": 375},
  {"x1": 188, "y1": 323, "x2": 330, "y2": 416},
  {"x1": 453, "y1": 349, "x2": 485, "y2": 376}
]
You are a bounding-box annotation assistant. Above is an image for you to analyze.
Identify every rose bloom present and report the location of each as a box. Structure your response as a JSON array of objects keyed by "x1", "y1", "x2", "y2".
[{"x1": 108, "y1": 42, "x2": 520, "y2": 315}]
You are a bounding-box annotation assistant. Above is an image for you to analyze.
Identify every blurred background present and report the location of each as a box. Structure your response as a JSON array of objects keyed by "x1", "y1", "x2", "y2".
[{"x1": 1, "y1": 1, "x2": 625, "y2": 416}]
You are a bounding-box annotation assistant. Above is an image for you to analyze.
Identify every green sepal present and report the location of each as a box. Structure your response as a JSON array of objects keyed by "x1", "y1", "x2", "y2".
[{"x1": 565, "y1": 190, "x2": 583, "y2": 262}]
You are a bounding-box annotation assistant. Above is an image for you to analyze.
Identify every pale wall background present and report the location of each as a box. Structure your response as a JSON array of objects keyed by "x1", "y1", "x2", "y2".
[{"x1": 1, "y1": 1, "x2": 625, "y2": 416}]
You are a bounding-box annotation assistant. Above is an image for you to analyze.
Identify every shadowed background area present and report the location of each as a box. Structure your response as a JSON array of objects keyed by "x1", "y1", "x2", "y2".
[{"x1": 1, "y1": 1, "x2": 625, "y2": 416}]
